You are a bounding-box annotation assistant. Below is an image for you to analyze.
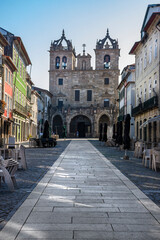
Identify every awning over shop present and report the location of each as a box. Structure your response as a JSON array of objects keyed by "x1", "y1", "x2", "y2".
[
  {"x1": 148, "y1": 115, "x2": 160, "y2": 123},
  {"x1": 139, "y1": 120, "x2": 148, "y2": 129},
  {"x1": 139, "y1": 115, "x2": 160, "y2": 129}
]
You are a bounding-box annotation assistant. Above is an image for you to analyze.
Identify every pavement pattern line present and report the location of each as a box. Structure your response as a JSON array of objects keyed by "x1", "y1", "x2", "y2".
[{"x1": 0, "y1": 140, "x2": 160, "y2": 239}]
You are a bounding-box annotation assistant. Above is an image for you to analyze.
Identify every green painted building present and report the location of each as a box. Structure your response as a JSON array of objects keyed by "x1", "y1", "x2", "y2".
[{"x1": 0, "y1": 28, "x2": 31, "y2": 142}]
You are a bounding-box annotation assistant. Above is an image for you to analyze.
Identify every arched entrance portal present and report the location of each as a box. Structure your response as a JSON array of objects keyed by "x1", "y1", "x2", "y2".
[
  {"x1": 52, "y1": 115, "x2": 63, "y2": 138},
  {"x1": 70, "y1": 115, "x2": 91, "y2": 138},
  {"x1": 99, "y1": 114, "x2": 110, "y2": 141}
]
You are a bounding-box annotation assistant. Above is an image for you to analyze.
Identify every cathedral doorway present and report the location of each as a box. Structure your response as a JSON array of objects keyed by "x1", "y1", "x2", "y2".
[
  {"x1": 70, "y1": 115, "x2": 91, "y2": 138},
  {"x1": 52, "y1": 115, "x2": 63, "y2": 138}
]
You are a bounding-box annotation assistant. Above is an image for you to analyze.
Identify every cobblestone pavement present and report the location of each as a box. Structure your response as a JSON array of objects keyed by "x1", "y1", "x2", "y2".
[
  {"x1": 1, "y1": 140, "x2": 160, "y2": 240},
  {"x1": 1, "y1": 139, "x2": 160, "y2": 235},
  {"x1": 0, "y1": 140, "x2": 70, "y2": 229},
  {"x1": 90, "y1": 140, "x2": 160, "y2": 208}
]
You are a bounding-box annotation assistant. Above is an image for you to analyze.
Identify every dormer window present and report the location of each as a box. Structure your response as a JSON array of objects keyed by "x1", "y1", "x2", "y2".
[
  {"x1": 104, "y1": 55, "x2": 110, "y2": 69},
  {"x1": 62, "y1": 56, "x2": 67, "y2": 69},
  {"x1": 55, "y1": 56, "x2": 60, "y2": 69}
]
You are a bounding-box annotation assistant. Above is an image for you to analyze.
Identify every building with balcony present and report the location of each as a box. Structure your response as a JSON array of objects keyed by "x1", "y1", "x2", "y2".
[
  {"x1": 0, "y1": 27, "x2": 32, "y2": 142},
  {"x1": 25, "y1": 72, "x2": 34, "y2": 139},
  {"x1": 32, "y1": 86, "x2": 52, "y2": 136},
  {"x1": 30, "y1": 90, "x2": 39, "y2": 138},
  {"x1": 130, "y1": 4, "x2": 160, "y2": 146},
  {"x1": 117, "y1": 64, "x2": 135, "y2": 145},
  {"x1": 49, "y1": 30, "x2": 120, "y2": 138},
  {"x1": 0, "y1": 32, "x2": 17, "y2": 145}
]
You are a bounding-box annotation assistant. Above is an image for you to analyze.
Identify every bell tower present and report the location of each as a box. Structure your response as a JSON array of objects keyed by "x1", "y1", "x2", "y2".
[
  {"x1": 49, "y1": 30, "x2": 76, "y2": 71},
  {"x1": 95, "y1": 29, "x2": 120, "y2": 70}
]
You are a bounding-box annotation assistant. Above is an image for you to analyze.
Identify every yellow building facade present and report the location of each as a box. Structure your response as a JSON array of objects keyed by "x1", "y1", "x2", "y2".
[{"x1": 130, "y1": 5, "x2": 160, "y2": 147}]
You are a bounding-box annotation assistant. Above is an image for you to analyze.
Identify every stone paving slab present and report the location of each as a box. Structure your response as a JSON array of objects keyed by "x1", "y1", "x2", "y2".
[
  {"x1": 0, "y1": 141, "x2": 70, "y2": 229},
  {"x1": 1, "y1": 140, "x2": 160, "y2": 239}
]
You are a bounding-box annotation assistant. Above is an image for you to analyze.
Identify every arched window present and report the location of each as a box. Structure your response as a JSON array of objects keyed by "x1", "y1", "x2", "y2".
[
  {"x1": 140, "y1": 120, "x2": 142, "y2": 139},
  {"x1": 153, "y1": 121, "x2": 157, "y2": 142},
  {"x1": 148, "y1": 122, "x2": 152, "y2": 142},
  {"x1": 82, "y1": 60, "x2": 86, "y2": 70},
  {"x1": 143, "y1": 119, "x2": 147, "y2": 142},
  {"x1": 104, "y1": 55, "x2": 110, "y2": 69},
  {"x1": 62, "y1": 56, "x2": 67, "y2": 69},
  {"x1": 55, "y1": 56, "x2": 60, "y2": 69},
  {"x1": 136, "y1": 121, "x2": 139, "y2": 139}
]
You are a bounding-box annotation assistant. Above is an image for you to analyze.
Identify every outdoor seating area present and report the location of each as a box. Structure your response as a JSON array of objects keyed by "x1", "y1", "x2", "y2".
[
  {"x1": 0, "y1": 134, "x2": 57, "y2": 191},
  {"x1": 134, "y1": 141, "x2": 160, "y2": 172},
  {"x1": 0, "y1": 157, "x2": 18, "y2": 191},
  {"x1": 29, "y1": 137, "x2": 57, "y2": 148},
  {"x1": 0, "y1": 143, "x2": 27, "y2": 191}
]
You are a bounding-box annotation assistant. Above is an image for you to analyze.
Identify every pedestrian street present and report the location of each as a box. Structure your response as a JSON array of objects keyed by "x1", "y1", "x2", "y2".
[{"x1": 1, "y1": 140, "x2": 160, "y2": 240}]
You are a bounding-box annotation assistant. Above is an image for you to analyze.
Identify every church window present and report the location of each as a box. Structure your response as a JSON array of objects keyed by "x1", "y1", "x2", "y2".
[
  {"x1": 75, "y1": 90, "x2": 80, "y2": 101},
  {"x1": 104, "y1": 78, "x2": 109, "y2": 85},
  {"x1": 104, "y1": 99, "x2": 109, "y2": 107},
  {"x1": 104, "y1": 55, "x2": 110, "y2": 69},
  {"x1": 87, "y1": 90, "x2": 92, "y2": 101},
  {"x1": 82, "y1": 60, "x2": 86, "y2": 70},
  {"x1": 58, "y1": 99, "x2": 63, "y2": 109},
  {"x1": 58, "y1": 78, "x2": 63, "y2": 85},
  {"x1": 62, "y1": 56, "x2": 67, "y2": 69},
  {"x1": 55, "y1": 56, "x2": 60, "y2": 69}
]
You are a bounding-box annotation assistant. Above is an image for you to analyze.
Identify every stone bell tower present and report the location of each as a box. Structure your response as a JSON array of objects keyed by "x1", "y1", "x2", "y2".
[
  {"x1": 94, "y1": 29, "x2": 120, "y2": 139},
  {"x1": 95, "y1": 29, "x2": 119, "y2": 70}
]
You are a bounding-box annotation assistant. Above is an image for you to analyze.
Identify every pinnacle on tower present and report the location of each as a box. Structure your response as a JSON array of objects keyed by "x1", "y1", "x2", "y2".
[{"x1": 107, "y1": 28, "x2": 109, "y2": 36}]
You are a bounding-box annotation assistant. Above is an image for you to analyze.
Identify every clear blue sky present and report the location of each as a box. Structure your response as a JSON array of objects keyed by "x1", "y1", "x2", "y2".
[{"x1": 1, "y1": 0, "x2": 160, "y2": 90}]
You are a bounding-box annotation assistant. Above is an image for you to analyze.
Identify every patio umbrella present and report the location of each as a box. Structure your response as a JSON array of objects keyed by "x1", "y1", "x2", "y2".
[
  {"x1": 116, "y1": 122, "x2": 119, "y2": 145},
  {"x1": 123, "y1": 114, "x2": 131, "y2": 159},
  {"x1": 124, "y1": 114, "x2": 131, "y2": 149},
  {"x1": 43, "y1": 120, "x2": 49, "y2": 138},
  {"x1": 103, "y1": 123, "x2": 107, "y2": 142},
  {"x1": 112, "y1": 124, "x2": 116, "y2": 139},
  {"x1": 99, "y1": 123, "x2": 102, "y2": 141},
  {"x1": 117, "y1": 121, "x2": 123, "y2": 145}
]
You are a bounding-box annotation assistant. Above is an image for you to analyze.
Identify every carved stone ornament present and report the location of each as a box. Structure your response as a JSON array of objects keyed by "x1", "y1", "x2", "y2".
[{"x1": 96, "y1": 29, "x2": 118, "y2": 49}]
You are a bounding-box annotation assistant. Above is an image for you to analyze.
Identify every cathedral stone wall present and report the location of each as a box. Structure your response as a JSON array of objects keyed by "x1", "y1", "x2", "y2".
[{"x1": 49, "y1": 30, "x2": 120, "y2": 138}]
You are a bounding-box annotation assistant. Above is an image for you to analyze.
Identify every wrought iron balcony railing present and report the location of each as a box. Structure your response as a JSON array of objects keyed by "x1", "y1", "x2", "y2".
[
  {"x1": 14, "y1": 101, "x2": 28, "y2": 116},
  {"x1": 132, "y1": 96, "x2": 158, "y2": 117},
  {"x1": 0, "y1": 100, "x2": 5, "y2": 115}
]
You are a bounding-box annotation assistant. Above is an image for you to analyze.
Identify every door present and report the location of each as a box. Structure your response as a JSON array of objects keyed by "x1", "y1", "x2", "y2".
[{"x1": 78, "y1": 122, "x2": 85, "y2": 138}]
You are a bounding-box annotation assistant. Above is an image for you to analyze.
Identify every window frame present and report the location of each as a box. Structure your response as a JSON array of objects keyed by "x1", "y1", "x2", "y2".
[
  {"x1": 58, "y1": 78, "x2": 63, "y2": 85},
  {"x1": 62, "y1": 56, "x2": 67, "y2": 69},
  {"x1": 104, "y1": 78, "x2": 109, "y2": 85},
  {"x1": 55, "y1": 56, "x2": 60, "y2": 69},
  {"x1": 75, "y1": 90, "x2": 80, "y2": 101},
  {"x1": 87, "y1": 90, "x2": 92, "y2": 101},
  {"x1": 104, "y1": 98, "x2": 109, "y2": 107},
  {"x1": 104, "y1": 55, "x2": 110, "y2": 69}
]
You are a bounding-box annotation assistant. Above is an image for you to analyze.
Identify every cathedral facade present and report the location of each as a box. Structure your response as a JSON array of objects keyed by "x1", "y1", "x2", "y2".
[{"x1": 49, "y1": 30, "x2": 120, "y2": 138}]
